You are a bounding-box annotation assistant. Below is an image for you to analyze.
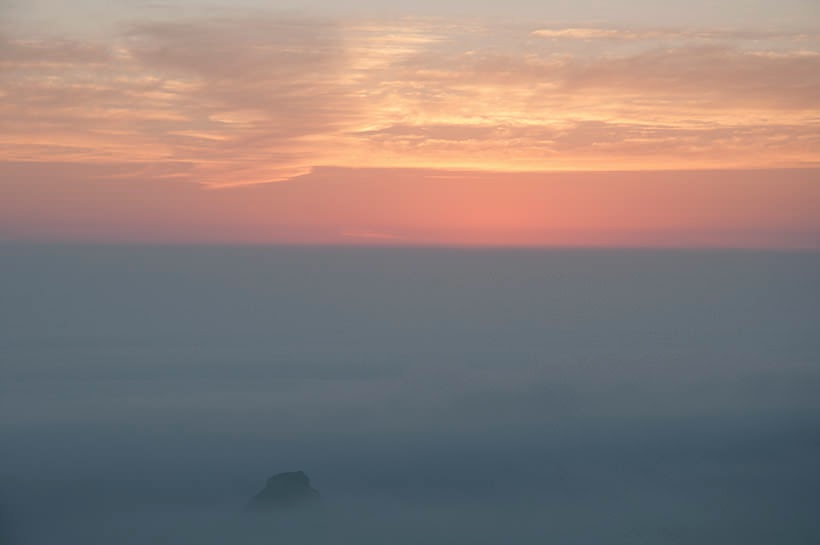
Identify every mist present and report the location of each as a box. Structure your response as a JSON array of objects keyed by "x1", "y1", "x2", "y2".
[{"x1": 1, "y1": 245, "x2": 818, "y2": 544}]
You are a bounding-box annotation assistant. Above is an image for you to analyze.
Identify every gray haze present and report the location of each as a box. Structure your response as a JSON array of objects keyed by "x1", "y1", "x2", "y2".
[{"x1": 1, "y1": 245, "x2": 819, "y2": 544}]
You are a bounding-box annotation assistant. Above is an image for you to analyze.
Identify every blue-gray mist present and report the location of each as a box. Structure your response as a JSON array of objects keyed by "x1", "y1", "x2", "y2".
[{"x1": 1, "y1": 245, "x2": 818, "y2": 544}]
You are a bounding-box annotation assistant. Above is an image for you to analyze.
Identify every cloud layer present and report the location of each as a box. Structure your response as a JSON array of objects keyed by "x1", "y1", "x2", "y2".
[{"x1": 2, "y1": 15, "x2": 819, "y2": 186}]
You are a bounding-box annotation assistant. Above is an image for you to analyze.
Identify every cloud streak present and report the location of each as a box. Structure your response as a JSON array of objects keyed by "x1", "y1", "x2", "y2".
[{"x1": 1, "y1": 16, "x2": 819, "y2": 186}]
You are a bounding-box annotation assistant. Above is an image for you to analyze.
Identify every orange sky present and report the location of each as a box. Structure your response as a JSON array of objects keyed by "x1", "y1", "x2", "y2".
[
  {"x1": 1, "y1": 12, "x2": 819, "y2": 248},
  {"x1": 2, "y1": 164, "x2": 818, "y2": 248}
]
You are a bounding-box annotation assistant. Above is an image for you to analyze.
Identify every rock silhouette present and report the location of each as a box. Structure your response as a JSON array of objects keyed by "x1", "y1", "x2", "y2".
[{"x1": 247, "y1": 471, "x2": 320, "y2": 513}]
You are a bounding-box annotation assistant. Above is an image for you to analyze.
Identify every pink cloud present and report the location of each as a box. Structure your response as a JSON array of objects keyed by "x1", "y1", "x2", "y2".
[{"x1": 0, "y1": 14, "x2": 818, "y2": 186}]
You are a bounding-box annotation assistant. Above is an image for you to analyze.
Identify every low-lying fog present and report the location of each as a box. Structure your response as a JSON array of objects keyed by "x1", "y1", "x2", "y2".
[{"x1": 1, "y1": 246, "x2": 818, "y2": 544}]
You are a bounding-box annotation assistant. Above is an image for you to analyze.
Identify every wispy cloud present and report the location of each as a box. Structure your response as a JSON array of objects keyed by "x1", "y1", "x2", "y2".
[
  {"x1": 531, "y1": 27, "x2": 820, "y2": 41},
  {"x1": 1, "y1": 15, "x2": 818, "y2": 186},
  {"x1": 531, "y1": 28, "x2": 667, "y2": 40}
]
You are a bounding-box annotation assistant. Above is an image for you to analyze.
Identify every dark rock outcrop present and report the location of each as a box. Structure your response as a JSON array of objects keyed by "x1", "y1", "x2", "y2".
[{"x1": 246, "y1": 471, "x2": 320, "y2": 513}]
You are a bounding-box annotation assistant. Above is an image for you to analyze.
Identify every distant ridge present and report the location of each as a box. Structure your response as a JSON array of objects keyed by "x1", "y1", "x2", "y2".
[{"x1": 246, "y1": 471, "x2": 320, "y2": 513}]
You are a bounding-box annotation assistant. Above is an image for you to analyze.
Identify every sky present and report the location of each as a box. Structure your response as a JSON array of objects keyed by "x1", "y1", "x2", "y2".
[{"x1": 1, "y1": 0, "x2": 819, "y2": 247}]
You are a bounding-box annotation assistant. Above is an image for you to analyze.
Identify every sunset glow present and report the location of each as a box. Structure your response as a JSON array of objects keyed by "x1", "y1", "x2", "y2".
[{"x1": 2, "y1": 1, "x2": 819, "y2": 247}]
